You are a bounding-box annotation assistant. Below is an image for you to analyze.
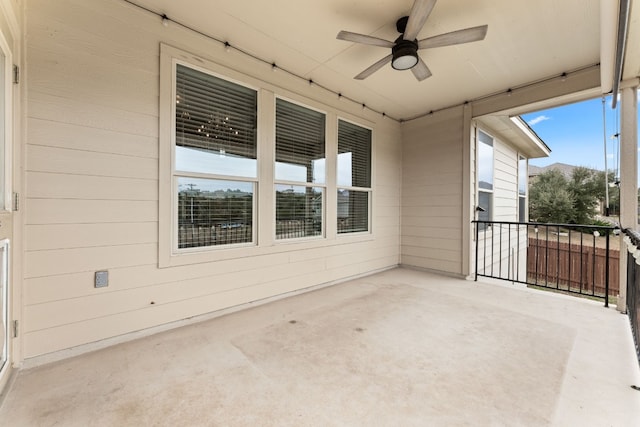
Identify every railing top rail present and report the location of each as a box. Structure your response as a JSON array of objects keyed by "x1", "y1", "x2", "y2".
[
  {"x1": 623, "y1": 228, "x2": 640, "y2": 246},
  {"x1": 472, "y1": 220, "x2": 619, "y2": 230}
]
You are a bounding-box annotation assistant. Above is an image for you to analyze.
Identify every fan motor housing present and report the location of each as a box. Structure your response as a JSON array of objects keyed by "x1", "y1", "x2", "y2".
[{"x1": 391, "y1": 39, "x2": 419, "y2": 70}]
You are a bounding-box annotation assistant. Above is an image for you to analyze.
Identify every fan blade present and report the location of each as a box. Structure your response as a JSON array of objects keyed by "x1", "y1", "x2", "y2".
[
  {"x1": 354, "y1": 54, "x2": 393, "y2": 80},
  {"x1": 337, "y1": 31, "x2": 394, "y2": 48},
  {"x1": 418, "y1": 25, "x2": 488, "y2": 49},
  {"x1": 404, "y1": 0, "x2": 438, "y2": 41},
  {"x1": 411, "y1": 57, "x2": 432, "y2": 81}
]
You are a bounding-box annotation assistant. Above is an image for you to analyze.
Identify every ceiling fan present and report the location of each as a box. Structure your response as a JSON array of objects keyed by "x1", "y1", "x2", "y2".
[{"x1": 336, "y1": 0, "x2": 488, "y2": 81}]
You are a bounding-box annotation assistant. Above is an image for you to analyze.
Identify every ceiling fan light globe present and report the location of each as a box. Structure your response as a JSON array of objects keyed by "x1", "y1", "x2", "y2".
[
  {"x1": 392, "y1": 52, "x2": 418, "y2": 70},
  {"x1": 391, "y1": 39, "x2": 419, "y2": 70}
]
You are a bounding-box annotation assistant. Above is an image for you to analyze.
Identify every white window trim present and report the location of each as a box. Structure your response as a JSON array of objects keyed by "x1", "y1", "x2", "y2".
[
  {"x1": 336, "y1": 117, "x2": 374, "y2": 236},
  {"x1": 159, "y1": 45, "x2": 375, "y2": 268},
  {"x1": 518, "y1": 155, "x2": 527, "y2": 222},
  {"x1": 171, "y1": 61, "x2": 260, "y2": 253},
  {"x1": 273, "y1": 95, "x2": 328, "y2": 243},
  {"x1": 476, "y1": 128, "x2": 494, "y2": 230}
]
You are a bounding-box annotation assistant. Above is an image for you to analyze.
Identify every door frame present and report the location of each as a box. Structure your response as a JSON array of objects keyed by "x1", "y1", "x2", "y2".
[{"x1": 0, "y1": 6, "x2": 15, "y2": 394}]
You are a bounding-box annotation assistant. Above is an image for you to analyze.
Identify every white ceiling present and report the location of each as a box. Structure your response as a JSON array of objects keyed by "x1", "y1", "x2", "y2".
[{"x1": 133, "y1": 0, "x2": 638, "y2": 121}]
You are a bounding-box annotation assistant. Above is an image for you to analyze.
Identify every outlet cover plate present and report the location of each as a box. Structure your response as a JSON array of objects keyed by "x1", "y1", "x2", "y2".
[{"x1": 95, "y1": 270, "x2": 108, "y2": 288}]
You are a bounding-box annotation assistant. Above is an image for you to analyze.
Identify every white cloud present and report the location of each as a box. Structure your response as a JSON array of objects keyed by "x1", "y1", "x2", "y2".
[{"x1": 528, "y1": 115, "x2": 551, "y2": 126}]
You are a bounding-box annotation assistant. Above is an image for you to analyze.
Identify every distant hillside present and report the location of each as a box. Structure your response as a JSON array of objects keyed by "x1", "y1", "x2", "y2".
[{"x1": 528, "y1": 162, "x2": 601, "y2": 179}]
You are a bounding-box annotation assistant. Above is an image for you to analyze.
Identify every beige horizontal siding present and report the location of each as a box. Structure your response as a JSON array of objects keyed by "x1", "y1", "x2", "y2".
[
  {"x1": 28, "y1": 46, "x2": 159, "y2": 116},
  {"x1": 26, "y1": 244, "x2": 158, "y2": 278},
  {"x1": 26, "y1": 223, "x2": 157, "y2": 251},
  {"x1": 23, "y1": 252, "x2": 399, "y2": 356},
  {"x1": 29, "y1": 91, "x2": 158, "y2": 138},
  {"x1": 400, "y1": 107, "x2": 465, "y2": 274},
  {"x1": 28, "y1": 118, "x2": 158, "y2": 158},
  {"x1": 26, "y1": 199, "x2": 158, "y2": 225},
  {"x1": 22, "y1": 0, "x2": 401, "y2": 358},
  {"x1": 27, "y1": 172, "x2": 158, "y2": 201}
]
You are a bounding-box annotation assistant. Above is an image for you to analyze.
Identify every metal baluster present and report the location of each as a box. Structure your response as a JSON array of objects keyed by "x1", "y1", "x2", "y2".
[
  {"x1": 605, "y1": 230, "x2": 610, "y2": 307},
  {"x1": 545, "y1": 226, "x2": 549, "y2": 287},
  {"x1": 556, "y1": 224, "x2": 560, "y2": 290},
  {"x1": 580, "y1": 231, "x2": 584, "y2": 295},
  {"x1": 474, "y1": 221, "x2": 479, "y2": 281},
  {"x1": 568, "y1": 229, "x2": 572, "y2": 292},
  {"x1": 499, "y1": 223, "x2": 503, "y2": 278}
]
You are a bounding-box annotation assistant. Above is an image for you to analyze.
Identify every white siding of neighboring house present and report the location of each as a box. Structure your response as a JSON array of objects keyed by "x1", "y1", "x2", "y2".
[
  {"x1": 22, "y1": 0, "x2": 402, "y2": 359},
  {"x1": 472, "y1": 124, "x2": 527, "y2": 281},
  {"x1": 401, "y1": 107, "x2": 465, "y2": 275}
]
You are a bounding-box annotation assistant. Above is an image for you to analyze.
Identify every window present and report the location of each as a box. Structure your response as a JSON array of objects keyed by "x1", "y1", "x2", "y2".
[
  {"x1": 337, "y1": 120, "x2": 371, "y2": 234},
  {"x1": 518, "y1": 156, "x2": 527, "y2": 221},
  {"x1": 275, "y1": 98, "x2": 326, "y2": 240},
  {"x1": 174, "y1": 63, "x2": 258, "y2": 249},
  {"x1": 477, "y1": 130, "x2": 493, "y2": 229},
  {"x1": 161, "y1": 46, "x2": 377, "y2": 265}
]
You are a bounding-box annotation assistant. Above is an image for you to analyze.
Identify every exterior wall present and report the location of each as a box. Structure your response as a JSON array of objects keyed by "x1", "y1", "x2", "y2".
[
  {"x1": 472, "y1": 123, "x2": 527, "y2": 281},
  {"x1": 22, "y1": 0, "x2": 401, "y2": 359},
  {"x1": 492, "y1": 132, "x2": 519, "y2": 221},
  {"x1": 401, "y1": 107, "x2": 465, "y2": 275},
  {"x1": 0, "y1": 0, "x2": 20, "y2": 390}
]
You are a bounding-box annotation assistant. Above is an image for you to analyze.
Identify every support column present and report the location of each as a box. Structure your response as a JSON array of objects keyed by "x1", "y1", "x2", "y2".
[
  {"x1": 618, "y1": 85, "x2": 638, "y2": 312},
  {"x1": 461, "y1": 103, "x2": 473, "y2": 277}
]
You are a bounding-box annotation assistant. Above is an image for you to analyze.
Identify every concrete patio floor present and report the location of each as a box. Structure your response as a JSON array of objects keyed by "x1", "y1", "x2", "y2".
[{"x1": 1, "y1": 267, "x2": 639, "y2": 426}]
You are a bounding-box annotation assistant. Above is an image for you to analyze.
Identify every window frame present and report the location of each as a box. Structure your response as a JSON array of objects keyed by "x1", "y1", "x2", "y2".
[
  {"x1": 158, "y1": 45, "x2": 376, "y2": 268},
  {"x1": 518, "y1": 155, "x2": 527, "y2": 222},
  {"x1": 476, "y1": 128, "x2": 494, "y2": 230},
  {"x1": 336, "y1": 117, "x2": 373, "y2": 236},
  {"x1": 273, "y1": 96, "x2": 328, "y2": 242},
  {"x1": 171, "y1": 59, "x2": 260, "y2": 253}
]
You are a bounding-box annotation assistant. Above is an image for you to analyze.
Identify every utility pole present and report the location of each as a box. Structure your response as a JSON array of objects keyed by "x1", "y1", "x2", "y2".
[{"x1": 602, "y1": 97, "x2": 610, "y2": 216}]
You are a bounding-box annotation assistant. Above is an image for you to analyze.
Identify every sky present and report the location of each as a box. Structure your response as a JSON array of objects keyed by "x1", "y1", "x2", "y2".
[
  {"x1": 520, "y1": 94, "x2": 630, "y2": 175},
  {"x1": 176, "y1": 145, "x2": 354, "y2": 193}
]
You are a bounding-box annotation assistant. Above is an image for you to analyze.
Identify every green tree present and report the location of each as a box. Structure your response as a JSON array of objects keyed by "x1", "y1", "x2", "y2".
[
  {"x1": 529, "y1": 167, "x2": 616, "y2": 224},
  {"x1": 567, "y1": 166, "x2": 599, "y2": 224},
  {"x1": 591, "y1": 170, "x2": 619, "y2": 215},
  {"x1": 529, "y1": 169, "x2": 574, "y2": 223}
]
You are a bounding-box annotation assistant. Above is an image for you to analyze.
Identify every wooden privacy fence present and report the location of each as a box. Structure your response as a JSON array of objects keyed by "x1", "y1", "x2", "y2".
[{"x1": 527, "y1": 237, "x2": 619, "y2": 297}]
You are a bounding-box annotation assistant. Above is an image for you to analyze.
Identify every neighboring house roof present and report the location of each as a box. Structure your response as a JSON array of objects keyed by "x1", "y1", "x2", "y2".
[{"x1": 528, "y1": 162, "x2": 600, "y2": 178}]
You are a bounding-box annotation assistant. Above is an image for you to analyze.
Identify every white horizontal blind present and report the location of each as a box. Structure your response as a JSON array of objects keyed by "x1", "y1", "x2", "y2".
[
  {"x1": 337, "y1": 120, "x2": 371, "y2": 188},
  {"x1": 337, "y1": 120, "x2": 371, "y2": 234},
  {"x1": 174, "y1": 64, "x2": 258, "y2": 249},
  {"x1": 275, "y1": 98, "x2": 325, "y2": 183},
  {"x1": 175, "y1": 64, "x2": 258, "y2": 177},
  {"x1": 275, "y1": 98, "x2": 326, "y2": 239}
]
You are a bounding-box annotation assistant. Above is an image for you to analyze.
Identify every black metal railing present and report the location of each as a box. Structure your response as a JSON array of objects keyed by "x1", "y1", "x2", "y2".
[
  {"x1": 178, "y1": 217, "x2": 327, "y2": 247},
  {"x1": 178, "y1": 219, "x2": 253, "y2": 248},
  {"x1": 275, "y1": 217, "x2": 322, "y2": 239},
  {"x1": 473, "y1": 220, "x2": 619, "y2": 307},
  {"x1": 623, "y1": 229, "x2": 640, "y2": 364}
]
